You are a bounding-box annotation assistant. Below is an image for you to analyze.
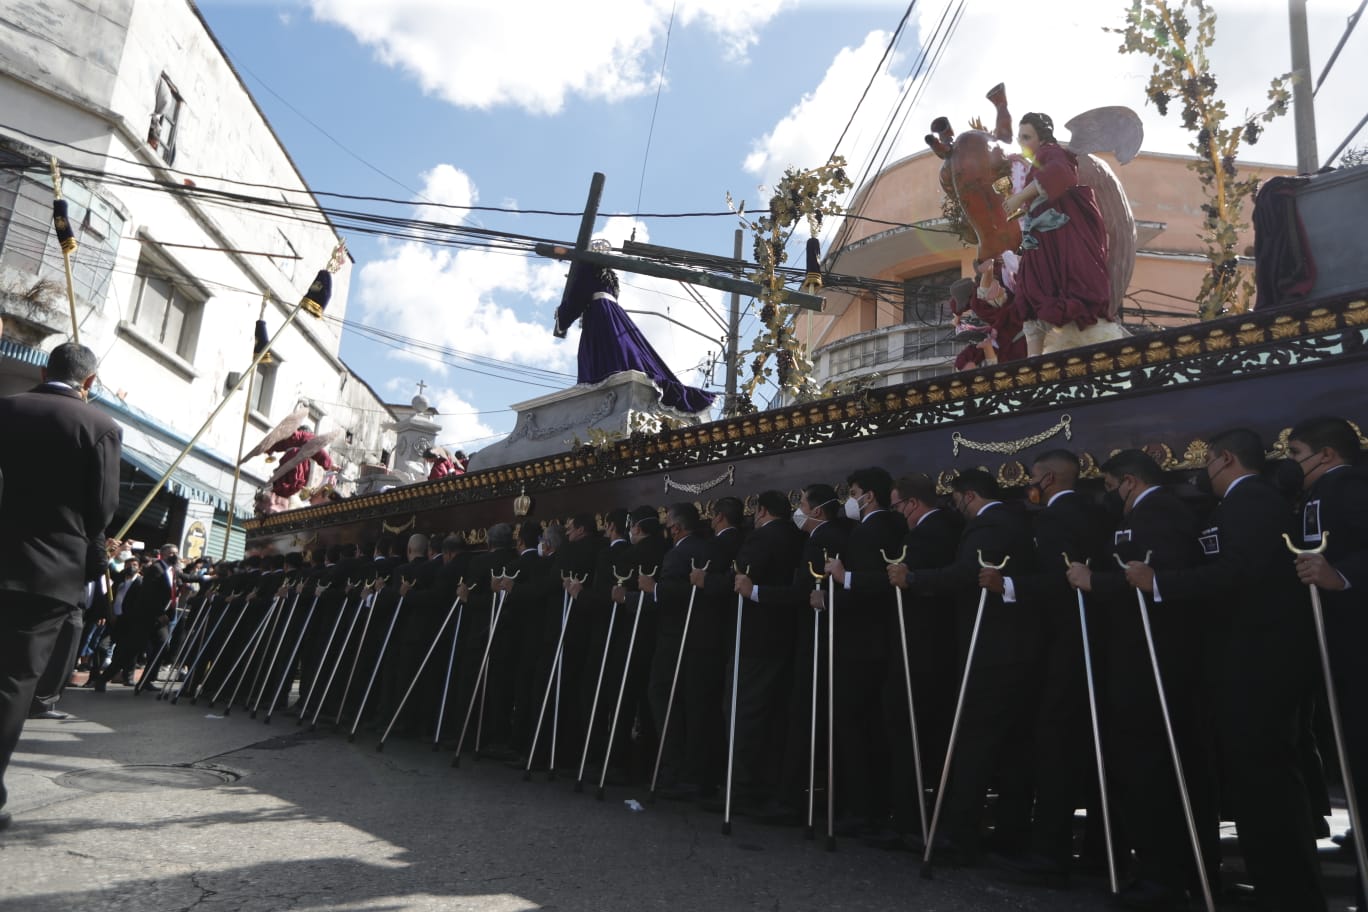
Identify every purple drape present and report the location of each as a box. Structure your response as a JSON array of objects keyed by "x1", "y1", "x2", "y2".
[{"x1": 554, "y1": 264, "x2": 715, "y2": 414}]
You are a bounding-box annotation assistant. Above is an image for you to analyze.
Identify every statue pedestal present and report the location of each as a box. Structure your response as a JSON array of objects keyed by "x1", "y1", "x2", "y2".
[
  {"x1": 353, "y1": 392, "x2": 443, "y2": 495},
  {"x1": 467, "y1": 370, "x2": 704, "y2": 471}
]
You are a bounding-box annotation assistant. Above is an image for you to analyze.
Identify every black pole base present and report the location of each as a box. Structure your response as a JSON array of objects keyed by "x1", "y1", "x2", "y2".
[
  {"x1": 451, "y1": 756, "x2": 461, "y2": 768},
  {"x1": 721, "y1": 821, "x2": 732, "y2": 836},
  {"x1": 825, "y1": 835, "x2": 836, "y2": 852},
  {"x1": 573, "y1": 781, "x2": 584, "y2": 793},
  {"x1": 595, "y1": 786, "x2": 605, "y2": 801},
  {"x1": 547, "y1": 770, "x2": 557, "y2": 782},
  {"x1": 376, "y1": 742, "x2": 386, "y2": 753},
  {"x1": 249, "y1": 711, "x2": 259, "y2": 719},
  {"x1": 919, "y1": 861, "x2": 934, "y2": 879},
  {"x1": 346, "y1": 734, "x2": 356, "y2": 743},
  {"x1": 804, "y1": 826, "x2": 814, "y2": 840},
  {"x1": 522, "y1": 770, "x2": 532, "y2": 782}
]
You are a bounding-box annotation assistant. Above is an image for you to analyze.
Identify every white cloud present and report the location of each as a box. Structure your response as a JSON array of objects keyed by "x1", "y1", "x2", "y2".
[
  {"x1": 746, "y1": 1, "x2": 1367, "y2": 194},
  {"x1": 351, "y1": 167, "x2": 718, "y2": 414},
  {"x1": 381, "y1": 376, "x2": 499, "y2": 452},
  {"x1": 307, "y1": 0, "x2": 792, "y2": 114},
  {"x1": 744, "y1": 29, "x2": 906, "y2": 188}
]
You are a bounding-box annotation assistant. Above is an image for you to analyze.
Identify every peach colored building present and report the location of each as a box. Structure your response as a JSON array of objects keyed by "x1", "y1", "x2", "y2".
[{"x1": 800, "y1": 149, "x2": 1295, "y2": 395}]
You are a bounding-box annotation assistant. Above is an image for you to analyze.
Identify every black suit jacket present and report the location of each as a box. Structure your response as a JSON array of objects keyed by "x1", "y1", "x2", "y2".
[
  {"x1": 728, "y1": 518, "x2": 805, "y2": 655},
  {"x1": 913, "y1": 503, "x2": 1038, "y2": 669},
  {"x1": 1013, "y1": 490, "x2": 1111, "y2": 610},
  {"x1": 0, "y1": 383, "x2": 121, "y2": 607},
  {"x1": 655, "y1": 533, "x2": 722, "y2": 643},
  {"x1": 1160, "y1": 476, "x2": 1312, "y2": 670},
  {"x1": 1298, "y1": 465, "x2": 1368, "y2": 665}
]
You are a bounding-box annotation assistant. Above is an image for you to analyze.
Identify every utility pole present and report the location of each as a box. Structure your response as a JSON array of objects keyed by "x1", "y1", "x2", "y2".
[
  {"x1": 724, "y1": 229, "x2": 742, "y2": 418},
  {"x1": 1289, "y1": 0, "x2": 1320, "y2": 173}
]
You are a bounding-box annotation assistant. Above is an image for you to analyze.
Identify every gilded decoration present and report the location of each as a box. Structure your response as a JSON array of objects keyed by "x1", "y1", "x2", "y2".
[{"x1": 243, "y1": 297, "x2": 1366, "y2": 538}]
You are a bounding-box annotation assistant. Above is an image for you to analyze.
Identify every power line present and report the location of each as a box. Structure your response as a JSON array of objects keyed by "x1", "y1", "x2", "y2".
[
  {"x1": 636, "y1": 1, "x2": 678, "y2": 215},
  {"x1": 829, "y1": 1, "x2": 918, "y2": 162}
]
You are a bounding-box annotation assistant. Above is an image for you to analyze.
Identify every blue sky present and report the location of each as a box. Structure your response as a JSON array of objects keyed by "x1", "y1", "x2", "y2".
[{"x1": 196, "y1": 0, "x2": 1366, "y2": 454}]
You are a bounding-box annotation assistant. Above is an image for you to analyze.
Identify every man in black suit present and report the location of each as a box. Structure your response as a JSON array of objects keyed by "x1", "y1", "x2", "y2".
[
  {"x1": 873, "y1": 473, "x2": 960, "y2": 846},
  {"x1": 709, "y1": 496, "x2": 746, "y2": 567},
  {"x1": 701, "y1": 490, "x2": 803, "y2": 811},
  {"x1": 1125, "y1": 430, "x2": 1325, "y2": 912},
  {"x1": 902, "y1": 468, "x2": 1037, "y2": 861},
  {"x1": 1, "y1": 342, "x2": 122, "y2": 830},
  {"x1": 1069, "y1": 449, "x2": 1217, "y2": 910},
  {"x1": 823, "y1": 467, "x2": 907, "y2": 834},
  {"x1": 752, "y1": 483, "x2": 849, "y2": 823},
  {"x1": 981, "y1": 449, "x2": 1110, "y2": 882},
  {"x1": 1287, "y1": 416, "x2": 1368, "y2": 910},
  {"x1": 454, "y1": 524, "x2": 517, "y2": 753},
  {"x1": 576, "y1": 508, "x2": 632, "y2": 774},
  {"x1": 643, "y1": 502, "x2": 723, "y2": 799}
]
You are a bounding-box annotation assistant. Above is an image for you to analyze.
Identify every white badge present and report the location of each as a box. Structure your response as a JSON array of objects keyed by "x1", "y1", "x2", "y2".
[
  {"x1": 1303, "y1": 499, "x2": 1323, "y2": 544},
  {"x1": 1113, "y1": 529, "x2": 1133, "y2": 546},
  {"x1": 1199, "y1": 526, "x2": 1221, "y2": 556}
]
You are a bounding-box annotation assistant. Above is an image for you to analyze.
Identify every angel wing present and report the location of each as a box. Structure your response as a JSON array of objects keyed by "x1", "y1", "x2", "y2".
[
  {"x1": 239, "y1": 405, "x2": 309, "y2": 464},
  {"x1": 1065, "y1": 106, "x2": 1144, "y2": 165}
]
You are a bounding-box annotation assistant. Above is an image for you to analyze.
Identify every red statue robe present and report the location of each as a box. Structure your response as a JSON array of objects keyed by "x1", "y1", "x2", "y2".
[{"x1": 266, "y1": 430, "x2": 335, "y2": 498}]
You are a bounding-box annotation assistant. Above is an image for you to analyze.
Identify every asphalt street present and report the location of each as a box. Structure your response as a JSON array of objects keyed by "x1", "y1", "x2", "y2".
[{"x1": 0, "y1": 685, "x2": 1358, "y2": 912}]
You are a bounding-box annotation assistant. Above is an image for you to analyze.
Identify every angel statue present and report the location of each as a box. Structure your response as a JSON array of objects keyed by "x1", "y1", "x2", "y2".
[{"x1": 928, "y1": 83, "x2": 1140, "y2": 365}]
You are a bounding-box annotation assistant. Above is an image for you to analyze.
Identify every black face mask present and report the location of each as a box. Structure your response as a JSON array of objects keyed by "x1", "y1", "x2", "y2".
[
  {"x1": 1192, "y1": 470, "x2": 1215, "y2": 497},
  {"x1": 1103, "y1": 488, "x2": 1125, "y2": 514},
  {"x1": 1273, "y1": 458, "x2": 1305, "y2": 498}
]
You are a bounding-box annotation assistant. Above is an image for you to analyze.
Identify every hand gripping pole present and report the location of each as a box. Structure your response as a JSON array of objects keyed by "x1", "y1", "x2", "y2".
[
  {"x1": 722, "y1": 563, "x2": 747, "y2": 835},
  {"x1": 596, "y1": 566, "x2": 656, "y2": 799},
  {"x1": 1114, "y1": 552, "x2": 1214, "y2": 912},
  {"x1": 922, "y1": 552, "x2": 1009, "y2": 878},
  {"x1": 575, "y1": 567, "x2": 628, "y2": 792},
  {"x1": 1064, "y1": 554, "x2": 1118, "y2": 895},
  {"x1": 650, "y1": 559, "x2": 710, "y2": 801},
  {"x1": 1284, "y1": 533, "x2": 1368, "y2": 901},
  {"x1": 882, "y1": 546, "x2": 929, "y2": 847}
]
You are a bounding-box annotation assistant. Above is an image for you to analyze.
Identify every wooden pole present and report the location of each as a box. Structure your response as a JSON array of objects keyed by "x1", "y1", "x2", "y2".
[
  {"x1": 221, "y1": 300, "x2": 266, "y2": 560},
  {"x1": 49, "y1": 157, "x2": 81, "y2": 343}
]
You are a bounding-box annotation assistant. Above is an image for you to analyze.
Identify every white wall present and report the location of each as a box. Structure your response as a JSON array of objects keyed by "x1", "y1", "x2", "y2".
[{"x1": 0, "y1": 0, "x2": 388, "y2": 515}]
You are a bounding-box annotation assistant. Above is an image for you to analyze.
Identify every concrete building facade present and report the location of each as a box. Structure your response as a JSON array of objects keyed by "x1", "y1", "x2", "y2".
[{"x1": 0, "y1": 0, "x2": 394, "y2": 559}]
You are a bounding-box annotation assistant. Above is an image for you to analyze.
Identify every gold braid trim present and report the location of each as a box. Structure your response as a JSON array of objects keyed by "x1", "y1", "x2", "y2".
[{"x1": 952, "y1": 414, "x2": 1072, "y2": 457}]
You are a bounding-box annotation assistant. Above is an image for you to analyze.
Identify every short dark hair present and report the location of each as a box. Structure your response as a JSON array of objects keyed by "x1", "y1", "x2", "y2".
[
  {"x1": 376, "y1": 533, "x2": 396, "y2": 556},
  {"x1": 1020, "y1": 111, "x2": 1056, "y2": 144},
  {"x1": 803, "y1": 483, "x2": 841, "y2": 521},
  {"x1": 951, "y1": 469, "x2": 1000, "y2": 500},
  {"x1": 756, "y1": 489, "x2": 791, "y2": 520},
  {"x1": 1100, "y1": 449, "x2": 1164, "y2": 486},
  {"x1": 668, "y1": 501, "x2": 701, "y2": 534},
  {"x1": 339, "y1": 542, "x2": 358, "y2": 560},
  {"x1": 893, "y1": 473, "x2": 938, "y2": 507},
  {"x1": 847, "y1": 467, "x2": 893, "y2": 507},
  {"x1": 570, "y1": 512, "x2": 597, "y2": 536},
  {"x1": 604, "y1": 508, "x2": 630, "y2": 538},
  {"x1": 1207, "y1": 428, "x2": 1266, "y2": 473},
  {"x1": 1290, "y1": 416, "x2": 1362, "y2": 463},
  {"x1": 713, "y1": 496, "x2": 744, "y2": 529},
  {"x1": 46, "y1": 342, "x2": 98, "y2": 385},
  {"x1": 284, "y1": 552, "x2": 305, "y2": 569},
  {"x1": 516, "y1": 520, "x2": 541, "y2": 551},
  {"x1": 1033, "y1": 448, "x2": 1080, "y2": 482},
  {"x1": 629, "y1": 505, "x2": 660, "y2": 534},
  {"x1": 324, "y1": 544, "x2": 342, "y2": 563},
  {"x1": 442, "y1": 534, "x2": 463, "y2": 555}
]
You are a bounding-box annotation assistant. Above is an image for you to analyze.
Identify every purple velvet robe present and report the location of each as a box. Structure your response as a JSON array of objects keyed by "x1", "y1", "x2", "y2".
[{"x1": 554, "y1": 263, "x2": 715, "y2": 414}]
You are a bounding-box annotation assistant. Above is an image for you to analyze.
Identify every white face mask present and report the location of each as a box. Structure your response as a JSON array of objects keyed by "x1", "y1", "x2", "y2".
[
  {"x1": 844, "y1": 493, "x2": 866, "y2": 521},
  {"x1": 792, "y1": 508, "x2": 809, "y2": 530}
]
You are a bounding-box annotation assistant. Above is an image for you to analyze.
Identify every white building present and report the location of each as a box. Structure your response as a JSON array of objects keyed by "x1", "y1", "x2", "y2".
[{"x1": 0, "y1": 0, "x2": 394, "y2": 559}]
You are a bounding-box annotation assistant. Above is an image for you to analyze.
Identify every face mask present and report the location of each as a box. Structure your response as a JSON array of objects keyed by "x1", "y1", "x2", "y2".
[
  {"x1": 1273, "y1": 458, "x2": 1306, "y2": 498},
  {"x1": 792, "y1": 508, "x2": 809, "y2": 530},
  {"x1": 1193, "y1": 469, "x2": 1215, "y2": 497},
  {"x1": 1025, "y1": 483, "x2": 1044, "y2": 506},
  {"x1": 1103, "y1": 487, "x2": 1125, "y2": 514},
  {"x1": 844, "y1": 493, "x2": 865, "y2": 521},
  {"x1": 536, "y1": 542, "x2": 548, "y2": 558}
]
